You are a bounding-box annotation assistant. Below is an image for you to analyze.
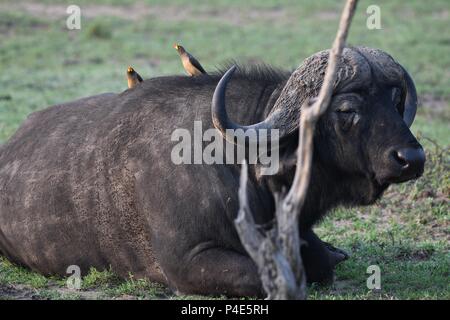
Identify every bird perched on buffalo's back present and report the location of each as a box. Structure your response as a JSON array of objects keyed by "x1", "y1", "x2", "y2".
[
  {"x1": 126, "y1": 66, "x2": 143, "y2": 89},
  {"x1": 173, "y1": 43, "x2": 207, "y2": 76}
]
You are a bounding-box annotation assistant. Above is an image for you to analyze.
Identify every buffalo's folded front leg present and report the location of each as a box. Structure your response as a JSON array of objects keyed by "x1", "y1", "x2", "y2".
[
  {"x1": 164, "y1": 245, "x2": 264, "y2": 297},
  {"x1": 323, "y1": 241, "x2": 350, "y2": 265},
  {"x1": 301, "y1": 230, "x2": 348, "y2": 284}
]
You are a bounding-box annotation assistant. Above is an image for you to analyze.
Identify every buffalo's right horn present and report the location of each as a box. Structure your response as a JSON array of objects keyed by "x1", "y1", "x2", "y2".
[{"x1": 401, "y1": 66, "x2": 418, "y2": 128}]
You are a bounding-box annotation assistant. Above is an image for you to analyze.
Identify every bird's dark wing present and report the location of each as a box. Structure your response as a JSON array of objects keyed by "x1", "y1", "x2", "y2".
[
  {"x1": 188, "y1": 53, "x2": 207, "y2": 74},
  {"x1": 136, "y1": 73, "x2": 143, "y2": 82}
]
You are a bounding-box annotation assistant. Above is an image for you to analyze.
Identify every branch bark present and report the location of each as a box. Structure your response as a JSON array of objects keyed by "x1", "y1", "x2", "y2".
[{"x1": 235, "y1": 0, "x2": 358, "y2": 300}]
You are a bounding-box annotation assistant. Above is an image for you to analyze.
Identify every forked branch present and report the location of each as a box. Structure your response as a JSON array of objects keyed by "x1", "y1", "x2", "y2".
[{"x1": 235, "y1": 0, "x2": 358, "y2": 300}]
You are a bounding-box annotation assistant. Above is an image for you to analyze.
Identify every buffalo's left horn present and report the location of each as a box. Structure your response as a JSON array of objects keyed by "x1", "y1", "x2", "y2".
[
  {"x1": 211, "y1": 66, "x2": 287, "y2": 145},
  {"x1": 401, "y1": 66, "x2": 418, "y2": 127}
]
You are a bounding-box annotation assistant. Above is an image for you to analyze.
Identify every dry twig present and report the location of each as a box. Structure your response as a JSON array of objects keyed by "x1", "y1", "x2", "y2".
[{"x1": 235, "y1": 0, "x2": 359, "y2": 299}]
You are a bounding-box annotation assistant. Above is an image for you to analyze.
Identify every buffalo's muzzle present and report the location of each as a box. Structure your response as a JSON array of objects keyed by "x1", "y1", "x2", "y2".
[{"x1": 389, "y1": 147, "x2": 426, "y2": 183}]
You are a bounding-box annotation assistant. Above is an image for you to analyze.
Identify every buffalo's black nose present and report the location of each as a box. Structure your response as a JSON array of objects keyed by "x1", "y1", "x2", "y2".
[{"x1": 391, "y1": 147, "x2": 425, "y2": 182}]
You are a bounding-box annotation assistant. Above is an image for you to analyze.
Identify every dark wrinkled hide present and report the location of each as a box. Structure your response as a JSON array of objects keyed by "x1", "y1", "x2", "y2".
[{"x1": 0, "y1": 47, "x2": 424, "y2": 297}]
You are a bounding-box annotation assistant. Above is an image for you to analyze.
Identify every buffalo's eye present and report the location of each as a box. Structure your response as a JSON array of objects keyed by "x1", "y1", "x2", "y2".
[
  {"x1": 391, "y1": 87, "x2": 404, "y2": 115},
  {"x1": 336, "y1": 108, "x2": 358, "y2": 131},
  {"x1": 333, "y1": 93, "x2": 362, "y2": 131}
]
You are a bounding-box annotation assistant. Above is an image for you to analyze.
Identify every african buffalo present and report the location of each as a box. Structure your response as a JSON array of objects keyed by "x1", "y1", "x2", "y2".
[{"x1": 0, "y1": 46, "x2": 425, "y2": 297}]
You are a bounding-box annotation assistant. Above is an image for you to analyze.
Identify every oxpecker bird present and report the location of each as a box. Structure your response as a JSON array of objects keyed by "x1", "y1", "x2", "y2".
[
  {"x1": 173, "y1": 43, "x2": 207, "y2": 76},
  {"x1": 126, "y1": 66, "x2": 143, "y2": 88}
]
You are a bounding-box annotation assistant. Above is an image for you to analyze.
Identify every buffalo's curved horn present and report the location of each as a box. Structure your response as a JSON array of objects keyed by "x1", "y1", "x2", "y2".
[
  {"x1": 401, "y1": 67, "x2": 418, "y2": 127},
  {"x1": 211, "y1": 66, "x2": 286, "y2": 145}
]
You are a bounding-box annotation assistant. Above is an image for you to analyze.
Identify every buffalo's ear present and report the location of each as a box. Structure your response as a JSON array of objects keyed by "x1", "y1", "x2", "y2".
[{"x1": 401, "y1": 66, "x2": 418, "y2": 127}]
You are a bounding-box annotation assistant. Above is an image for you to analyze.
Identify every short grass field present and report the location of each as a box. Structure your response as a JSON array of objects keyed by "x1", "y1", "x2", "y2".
[{"x1": 0, "y1": 0, "x2": 448, "y2": 300}]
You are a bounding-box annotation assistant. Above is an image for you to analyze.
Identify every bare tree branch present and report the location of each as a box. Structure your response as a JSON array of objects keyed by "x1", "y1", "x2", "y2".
[
  {"x1": 236, "y1": 161, "x2": 298, "y2": 299},
  {"x1": 234, "y1": 0, "x2": 358, "y2": 300},
  {"x1": 286, "y1": 0, "x2": 358, "y2": 221}
]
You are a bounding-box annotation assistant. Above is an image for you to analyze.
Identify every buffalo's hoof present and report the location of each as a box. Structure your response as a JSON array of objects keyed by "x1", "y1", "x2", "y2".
[{"x1": 324, "y1": 242, "x2": 350, "y2": 266}]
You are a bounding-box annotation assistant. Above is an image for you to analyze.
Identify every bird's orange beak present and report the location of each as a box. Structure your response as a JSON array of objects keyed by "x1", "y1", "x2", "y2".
[
  {"x1": 127, "y1": 66, "x2": 133, "y2": 73},
  {"x1": 173, "y1": 43, "x2": 179, "y2": 50}
]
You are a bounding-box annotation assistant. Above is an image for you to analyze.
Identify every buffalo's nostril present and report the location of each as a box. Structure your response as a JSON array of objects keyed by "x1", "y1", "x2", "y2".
[
  {"x1": 393, "y1": 150, "x2": 409, "y2": 168},
  {"x1": 392, "y1": 147, "x2": 426, "y2": 182},
  {"x1": 397, "y1": 148, "x2": 425, "y2": 168}
]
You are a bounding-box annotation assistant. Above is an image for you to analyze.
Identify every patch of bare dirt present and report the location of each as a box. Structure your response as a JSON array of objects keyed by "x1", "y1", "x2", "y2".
[
  {"x1": 420, "y1": 94, "x2": 449, "y2": 114},
  {"x1": 0, "y1": 2, "x2": 294, "y2": 26},
  {"x1": 0, "y1": 282, "x2": 112, "y2": 300},
  {"x1": 0, "y1": 2, "x2": 146, "y2": 21},
  {"x1": 394, "y1": 248, "x2": 435, "y2": 261},
  {"x1": 0, "y1": 284, "x2": 40, "y2": 300},
  {"x1": 51, "y1": 285, "x2": 104, "y2": 300},
  {"x1": 0, "y1": 281, "x2": 169, "y2": 300},
  {"x1": 432, "y1": 9, "x2": 449, "y2": 20},
  {"x1": 314, "y1": 10, "x2": 339, "y2": 21},
  {"x1": 201, "y1": 6, "x2": 289, "y2": 25}
]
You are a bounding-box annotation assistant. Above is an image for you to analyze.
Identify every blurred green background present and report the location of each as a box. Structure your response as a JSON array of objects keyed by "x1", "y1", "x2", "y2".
[{"x1": 0, "y1": 0, "x2": 448, "y2": 300}]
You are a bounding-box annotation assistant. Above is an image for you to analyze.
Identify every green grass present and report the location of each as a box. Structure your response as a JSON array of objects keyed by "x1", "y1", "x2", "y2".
[
  {"x1": 0, "y1": 0, "x2": 448, "y2": 300},
  {"x1": 0, "y1": 258, "x2": 50, "y2": 289}
]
